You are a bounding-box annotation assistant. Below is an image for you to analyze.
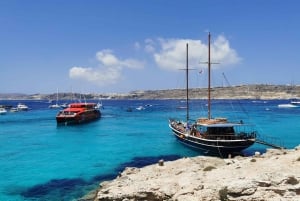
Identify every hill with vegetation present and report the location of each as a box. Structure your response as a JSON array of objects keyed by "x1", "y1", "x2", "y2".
[{"x1": 0, "y1": 84, "x2": 300, "y2": 100}]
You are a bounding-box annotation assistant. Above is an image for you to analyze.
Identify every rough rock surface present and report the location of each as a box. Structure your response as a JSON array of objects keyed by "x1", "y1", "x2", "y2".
[{"x1": 86, "y1": 146, "x2": 300, "y2": 201}]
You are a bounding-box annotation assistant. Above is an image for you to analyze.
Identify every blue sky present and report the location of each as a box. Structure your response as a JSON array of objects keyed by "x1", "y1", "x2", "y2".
[{"x1": 1, "y1": 0, "x2": 300, "y2": 94}]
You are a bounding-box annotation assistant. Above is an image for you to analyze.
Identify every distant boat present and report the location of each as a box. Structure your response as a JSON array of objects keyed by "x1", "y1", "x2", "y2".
[
  {"x1": 0, "y1": 108, "x2": 7, "y2": 115},
  {"x1": 176, "y1": 106, "x2": 187, "y2": 110},
  {"x1": 56, "y1": 102, "x2": 101, "y2": 125},
  {"x1": 278, "y1": 84, "x2": 300, "y2": 107},
  {"x1": 94, "y1": 101, "x2": 103, "y2": 109},
  {"x1": 10, "y1": 107, "x2": 18, "y2": 112},
  {"x1": 17, "y1": 103, "x2": 29, "y2": 111},
  {"x1": 60, "y1": 103, "x2": 69, "y2": 109},
  {"x1": 136, "y1": 106, "x2": 145, "y2": 110},
  {"x1": 49, "y1": 89, "x2": 61, "y2": 109},
  {"x1": 290, "y1": 100, "x2": 300, "y2": 105},
  {"x1": 49, "y1": 103, "x2": 61, "y2": 109},
  {"x1": 169, "y1": 33, "x2": 257, "y2": 156},
  {"x1": 278, "y1": 98, "x2": 300, "y2": 108},
  {"x1": 278, "y1": 103, "x2": 299, "y2": 108},
  {"x1": 0, "y1": 105, "x2": 12, "y2": 110}
]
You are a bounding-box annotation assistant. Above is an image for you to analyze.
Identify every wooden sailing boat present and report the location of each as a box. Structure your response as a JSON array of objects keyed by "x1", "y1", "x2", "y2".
[{"x1": 169, "y1": 33, "x2": 257, "y2": 156}]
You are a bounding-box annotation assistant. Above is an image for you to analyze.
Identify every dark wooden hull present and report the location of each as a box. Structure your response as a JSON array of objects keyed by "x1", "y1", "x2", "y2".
[
  {"x1": 56, "y1": 110, "x2": 101, "y2": 125},
  {"x1": 169, "y1": 123, "x2": 255, "y2": 156}
]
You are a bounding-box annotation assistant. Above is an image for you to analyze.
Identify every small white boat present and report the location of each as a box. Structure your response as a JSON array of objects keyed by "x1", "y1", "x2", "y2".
[
  {"x1": 278, "y1": 103, "x2": 299, "y2": 108},
  {"x1": 94, "y1": 102, "x2": 103, "y2": 109},
  {"x1": 17, "y1": 103, "x2": 29, "y2": 111},
  {"x1": 291, "y1": 100, "x2": 300, "y2": 105},
  {"x1": 0, "y1": 108, "x2": 7, "y2": 115},
  {"x1": 60, "y1": 103, "x2": 69, "y2": 108},
  {"x1": 10, "y1": 107, "x2": 18, "y2": 112},
  {"x1": 49, "y1": 88, "x2": 61, "y2": 109},
  {"x1": 49, "y1": 104, "x2": 61, "y2": 109},
  {"x1": 136, "y1": 106, "x2": 145, "y2": 110}
]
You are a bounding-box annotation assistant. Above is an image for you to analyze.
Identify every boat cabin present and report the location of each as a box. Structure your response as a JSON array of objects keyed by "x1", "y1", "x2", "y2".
[
  {"x1": 194, "y1": 118, "x2": 256, "y2": 140},
  {"x1": 206, "y1": 126, "x2": 235, "y2": 136},
  {"x1": 69, "y1": 103, "x2": 97, "y2": 109}
]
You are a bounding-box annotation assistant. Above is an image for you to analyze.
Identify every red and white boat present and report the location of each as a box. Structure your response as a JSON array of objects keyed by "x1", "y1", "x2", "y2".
[{"x1": 56, "y1": 103, "x2": 101, "y2": 125}]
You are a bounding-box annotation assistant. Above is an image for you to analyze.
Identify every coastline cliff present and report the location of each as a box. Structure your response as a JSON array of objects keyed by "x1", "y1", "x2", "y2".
[
  {"x1": 1, "y1": 84, "x2": 300, "y2": 100},
  {"x1": 80, "y1": 146, "x2": 300, "y2": 201}
]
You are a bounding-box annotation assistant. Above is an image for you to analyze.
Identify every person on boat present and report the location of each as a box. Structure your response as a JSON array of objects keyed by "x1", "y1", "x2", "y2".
[
  {"x1": 191, "y1": 124, "x2": 197, "y2": 136},
  {"x1": 184, "y1": 122, "x2": 190, "y2": 132}
]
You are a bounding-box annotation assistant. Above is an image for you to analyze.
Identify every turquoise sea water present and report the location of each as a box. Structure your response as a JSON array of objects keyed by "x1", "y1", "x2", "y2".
[{"x1": 0, "y1": 99, "x2": 299, "y2": 201}]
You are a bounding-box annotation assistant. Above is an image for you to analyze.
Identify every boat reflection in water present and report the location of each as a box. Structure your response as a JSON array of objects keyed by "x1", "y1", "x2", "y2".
[{"x1": 56, "y1": 102, "x2": 101, "y2": 125}]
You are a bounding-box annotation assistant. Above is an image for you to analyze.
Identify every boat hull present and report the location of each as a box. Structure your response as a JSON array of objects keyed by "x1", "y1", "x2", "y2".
[
  {"x1": 169, "y1": 123, "x2": 255, "y2": 156},
  {"x1": 56, "y1": 110, "x2": 101, "y2": 125}
]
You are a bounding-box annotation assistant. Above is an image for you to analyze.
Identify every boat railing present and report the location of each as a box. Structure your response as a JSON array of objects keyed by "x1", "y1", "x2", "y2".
[{"x1": 58, "y1": 111, "x2": 77, "y2": 116}]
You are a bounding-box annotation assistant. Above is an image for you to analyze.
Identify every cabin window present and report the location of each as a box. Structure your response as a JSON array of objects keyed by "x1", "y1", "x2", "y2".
[{"x1": 207, "y1": 127, "x2": 234, "y2": 135}]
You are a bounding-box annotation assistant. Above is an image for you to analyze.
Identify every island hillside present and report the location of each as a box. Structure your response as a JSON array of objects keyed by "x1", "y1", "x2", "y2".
[{"x1": 1, "y1": 84, "x2": 300, "y2": 100}]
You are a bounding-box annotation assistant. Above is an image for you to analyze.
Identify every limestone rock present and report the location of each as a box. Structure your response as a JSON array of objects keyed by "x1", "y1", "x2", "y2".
[{"x1": 91, "y1": 146, "x2": 300, "y2": 201}]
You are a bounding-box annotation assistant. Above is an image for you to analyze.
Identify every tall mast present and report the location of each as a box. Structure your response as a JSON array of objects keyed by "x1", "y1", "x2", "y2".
[
  {"x1": 186, "y1": 43, "x2": 189, "y2": 122},
  {"x1": 208, "y1": 32, "x2": 211, "y2": 119}
]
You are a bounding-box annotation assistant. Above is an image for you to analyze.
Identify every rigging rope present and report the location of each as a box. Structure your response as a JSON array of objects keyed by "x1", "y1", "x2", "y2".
[{"x1": 222, "y1": 72, "x2": 251, "y2": 121}]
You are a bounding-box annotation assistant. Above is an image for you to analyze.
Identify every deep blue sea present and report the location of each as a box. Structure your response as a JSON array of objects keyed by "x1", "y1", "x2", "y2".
[{"x1": 0, "y1": 99, "x2": 299, "y2": 201}]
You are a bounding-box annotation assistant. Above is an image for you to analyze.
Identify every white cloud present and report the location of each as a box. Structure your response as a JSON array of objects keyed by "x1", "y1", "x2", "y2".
[
  {"x1": 121, "y1": 59, "x2": 144, "y2": 69},
  {"x1": 211, "y1": 35, "x2": 241, "y2": 65},
  {"x1": 69, "y1": 35, "x2": 240, "y2": 88},
  {"x1": 96, "y1": 49, "x2": 119, "y2": 66},
  {"x1": 69, "y1": 66, "x2": 121, "y2": 85},
  {"x1": 69, "y1": 49, "x2": 144, "y2": 86},
  {"x1": 144, "y1": 38, "x2": 156, "y2": 53},
  {"x1": 148, "y1": 34, "x2": 241, "y2": 71}
]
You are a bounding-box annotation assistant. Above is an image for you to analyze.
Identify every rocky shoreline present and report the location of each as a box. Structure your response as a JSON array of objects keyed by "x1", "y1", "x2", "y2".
[{"x1": 80, "y1": 146, "x2": 300, "y2": 201}]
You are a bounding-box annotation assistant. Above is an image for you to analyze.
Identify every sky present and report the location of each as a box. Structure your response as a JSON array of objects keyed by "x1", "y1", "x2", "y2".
[{"x1": 1, "y1": 0, "x2": 300, "y2": 94}]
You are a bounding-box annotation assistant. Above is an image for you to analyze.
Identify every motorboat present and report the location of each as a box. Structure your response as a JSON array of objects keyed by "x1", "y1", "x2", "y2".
[
  {"x1": 17, "y1": 103, "x2": 29, "y2": 111},
  {"x1": 278, "y1": 103, "x2": 299, "y2": 108},
  {"x1": 49, "y1": 104, "x2": 61, "y2": 109},
  {"x1": 56, "y1": 102, "x2": 101, "y2": 125},
  {"x1": 0, "y1": 108, "x2": 7, "y2": 115}
]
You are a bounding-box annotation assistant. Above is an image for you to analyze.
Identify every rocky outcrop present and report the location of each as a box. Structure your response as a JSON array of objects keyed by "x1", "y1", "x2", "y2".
[{"x1": 88, "y1": 146, "x2": 300, "y2": 201}]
